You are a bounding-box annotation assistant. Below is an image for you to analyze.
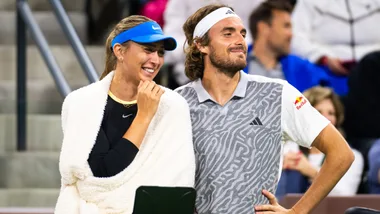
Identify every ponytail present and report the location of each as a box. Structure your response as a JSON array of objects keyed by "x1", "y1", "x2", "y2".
[{"x1": 100, "y1": 35, "x2": 117, "y2": 80}]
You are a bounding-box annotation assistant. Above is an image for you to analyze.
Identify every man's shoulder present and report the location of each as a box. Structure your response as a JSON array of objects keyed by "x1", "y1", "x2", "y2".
[
  {"x1": 174, "y1": 82, "x2": 197, "y2": 95},
  {"x1": 174, "y1": 82, "x2": 200, "y2": 104},
  {"x1": 244, "y1": 73, "x2": 287, "y2": 86},
  {"x1": 175, "y1": 81, "x2": 193, "y2": 92}
]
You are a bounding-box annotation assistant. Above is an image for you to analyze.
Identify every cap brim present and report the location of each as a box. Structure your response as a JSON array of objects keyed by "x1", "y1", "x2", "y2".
[{"x1": 131, "y1": 34, "x2": 177, "y2": 51}]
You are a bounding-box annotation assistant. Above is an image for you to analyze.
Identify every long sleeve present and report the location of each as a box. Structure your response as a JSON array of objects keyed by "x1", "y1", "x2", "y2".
[
  {"x1": 88, "y1": 127, "x2": 139, "y2": 177},
  {"x1": 291, "y1": 0, "x2": 334, "y2": 62}
]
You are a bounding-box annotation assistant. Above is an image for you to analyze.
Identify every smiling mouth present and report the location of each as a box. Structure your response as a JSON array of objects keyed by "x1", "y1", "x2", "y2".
[
  {"x1": 142, "y1": 67, "x2": 155, "y2": 73},
  {"x1": 230, "y1": 51, "x2": 246, "y2": 56},
  {"x1": 229, "y1": 48, "x2": 246, "y2": 53}
]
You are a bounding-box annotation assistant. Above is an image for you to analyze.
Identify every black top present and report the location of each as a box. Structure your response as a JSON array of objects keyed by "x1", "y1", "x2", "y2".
[
  {"x1": 88, "y1": 95, "x2": 139, "y2": 177},
  {"x1": 343, "y1": 51, "x2": 380, "y2": 139}
]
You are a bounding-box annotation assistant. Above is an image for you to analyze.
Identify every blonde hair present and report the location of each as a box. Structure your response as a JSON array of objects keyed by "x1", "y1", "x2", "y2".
[
  {"x1": 182, "y1": 4, "x2": 234, "y2": 80},
  {"x1": 303, "y1": 86, "x2": 345, "y2": 128},
  {"x1": 100, "y1": 15, "x2": 152, "y2": 80}
]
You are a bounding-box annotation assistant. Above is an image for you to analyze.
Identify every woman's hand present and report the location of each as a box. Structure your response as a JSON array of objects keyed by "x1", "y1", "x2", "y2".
[
  {"x1": 285, "y1": 152, "x2": 318, "y2": 180},
  {"x1": 255, "y1": 190, "x2": 296, "y2": 214},
  {"x1": 136, "y1": 81, "x2": 165, "y2": 120},
  {"x1": 123, "y1": 81, "x2": 165, "y2": 148},
  {"x1": 283, "y1": 152, "x2": 300, "y2": 169}
]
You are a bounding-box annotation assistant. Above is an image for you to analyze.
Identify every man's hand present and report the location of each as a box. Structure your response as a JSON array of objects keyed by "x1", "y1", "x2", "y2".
[{"x1": 255, "y1": 190, "x2": 296, "y2": 214}]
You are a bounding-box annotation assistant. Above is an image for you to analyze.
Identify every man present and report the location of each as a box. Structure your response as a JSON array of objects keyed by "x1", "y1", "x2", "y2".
[
  {"x1": 175, "y1": 3, "x2": 354, "y2": 214},
  {"x1": 246, "y1": 0, "x2": 347, "y2": 94},
  {"x1": 163, "y1": 0, "x2": 265, "y2": 87}
]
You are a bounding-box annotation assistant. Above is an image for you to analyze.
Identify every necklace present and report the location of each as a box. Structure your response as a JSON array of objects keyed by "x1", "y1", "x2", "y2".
[{"x1": 108, "y1": 91, "x2": 137, "y2": 108}]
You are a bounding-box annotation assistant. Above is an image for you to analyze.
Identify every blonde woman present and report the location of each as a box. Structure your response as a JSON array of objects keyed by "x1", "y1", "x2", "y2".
[
  {"x1": 282, "y1": 86, "x2": 364, "y2": 196},
  {"x1": 55, "y1": 15, "x2": 195, "y2": 214}
]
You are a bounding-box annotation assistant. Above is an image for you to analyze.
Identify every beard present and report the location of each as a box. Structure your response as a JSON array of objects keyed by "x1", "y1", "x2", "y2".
[
  {"x1": 269, "y1": 40, "x2": 290, "y2": 59},
  {"x1": 209, "y1": 47, "x2": 247, "y2": 78}
]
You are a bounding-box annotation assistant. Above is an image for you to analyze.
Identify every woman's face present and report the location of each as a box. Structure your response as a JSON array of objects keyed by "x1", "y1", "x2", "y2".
[
  {"x1": 314, "y1": 98, "x2": 337, "y2": 126},
  {"x1": 119, "y1": 41, "x2": 165, "y2": 82}
]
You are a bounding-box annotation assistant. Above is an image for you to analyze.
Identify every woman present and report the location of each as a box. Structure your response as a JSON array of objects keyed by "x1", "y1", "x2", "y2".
[
  {"x1": 279, "y1": 86, "x2": 364, "y2": 196},
  {"x1": 55, "y1": 15, "x2": 195, "y2": 214}
]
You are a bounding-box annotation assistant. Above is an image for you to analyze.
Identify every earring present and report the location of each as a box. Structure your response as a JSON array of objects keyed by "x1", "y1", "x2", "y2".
[{"x1": 119, "y1": 57, "x2": 123, "y2": 61}]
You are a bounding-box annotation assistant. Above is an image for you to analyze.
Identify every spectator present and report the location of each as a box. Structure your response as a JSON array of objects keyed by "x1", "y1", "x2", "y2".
[
  {"x1": 368, "y1": 140, "x2": 380, "y2": 194},
  {"x1": 163, "y1": 0, "x2": 265, "y2": 87},
  {"x1": 277, "y1": 86, "x2": 364, "y2": 198},
  {"x1": 245, "y1": 0, "x2": 348, "y2": 94},
  {"x1": 343, "y1": 51, "x2": 380, "y2": 146},
  {"x1": 291, "y1": 0, "x2": 380, "y2": 77},
  {"x1": 139, "y1": 0, "x2": 168, "y2": 27}
]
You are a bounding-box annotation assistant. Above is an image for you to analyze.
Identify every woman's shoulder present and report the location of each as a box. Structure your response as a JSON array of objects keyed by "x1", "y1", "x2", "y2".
[{"x1": 64, "y1": 82, "x2": 102, "y2": 103}]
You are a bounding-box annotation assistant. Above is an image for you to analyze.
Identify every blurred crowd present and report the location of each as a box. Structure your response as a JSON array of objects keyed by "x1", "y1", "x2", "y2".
[{"x1": 86, "y1": 0, "x2": 380, "y2": 197}]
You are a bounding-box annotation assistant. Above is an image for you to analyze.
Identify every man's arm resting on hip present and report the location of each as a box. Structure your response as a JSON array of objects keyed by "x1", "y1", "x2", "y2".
[{"x1": 291, "y1": 123, "x2": 355, "y2": 214}]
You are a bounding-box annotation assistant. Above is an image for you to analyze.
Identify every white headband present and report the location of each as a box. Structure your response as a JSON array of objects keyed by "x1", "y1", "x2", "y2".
[{"x1": 193, "y1": 7, "x2": 240, "y2": 39}]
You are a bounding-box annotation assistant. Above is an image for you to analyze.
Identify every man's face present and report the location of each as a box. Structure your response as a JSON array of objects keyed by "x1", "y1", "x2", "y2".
[
  {"x1": 204, "y1": 17, "x2": 248, "y2": 77},
  {"x1": 266, "y1": 10, "x2": 292, "y2": 57}
]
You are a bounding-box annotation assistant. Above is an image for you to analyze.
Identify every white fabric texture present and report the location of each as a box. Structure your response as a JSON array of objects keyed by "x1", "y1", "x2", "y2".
[
  {"x1": 280, "y1": 81, "x2": 330, "y2": 148},
  {"x1": 291, "y1": 0, "x2": 380, "y2": 62},
  {"x1": 55, "y1": 71, "x2": 196, "y2": 214},
  {"x1": 193, "y1": 7, "x2": 240, "y2": 39}
]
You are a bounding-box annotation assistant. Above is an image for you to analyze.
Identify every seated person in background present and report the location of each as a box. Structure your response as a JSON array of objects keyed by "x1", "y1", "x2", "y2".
[
  {"x1": 291, "y1": 0, "x2": 380, "y2": 86},
  {"x1": 245, "y1": 0, "x2": 347, "y2": 95},
  {"x1": 343, "y1": 51, "x2": 380, "y2": 156},
  {"x1": 368, "y1": 140, "x2": 380, "y2": 194},
  {"x1": 277, "y1": 86, "x2": 364, "y2": 199}
]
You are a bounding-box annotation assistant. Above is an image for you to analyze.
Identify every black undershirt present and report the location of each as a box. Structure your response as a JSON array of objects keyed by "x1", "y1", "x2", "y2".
[{"x1": 88, "y1": 95, "x2": 139, "y2": 177}]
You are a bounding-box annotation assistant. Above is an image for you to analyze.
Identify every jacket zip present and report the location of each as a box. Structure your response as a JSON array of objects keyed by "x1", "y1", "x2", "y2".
[{"x1": 344, "y1": 0, "x2": 356, "y2": 60}]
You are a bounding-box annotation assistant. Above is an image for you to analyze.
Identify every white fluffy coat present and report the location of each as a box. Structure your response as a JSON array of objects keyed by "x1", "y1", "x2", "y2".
[{"x1": 54, "y1": 71, "x2": 196, "y2": 214}]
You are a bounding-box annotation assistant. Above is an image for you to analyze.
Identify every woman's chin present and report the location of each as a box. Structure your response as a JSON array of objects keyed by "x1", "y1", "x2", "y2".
[
  {"x1": 139, "y1": 75, "x2": 156, "y2": 82},
  {"x1": 140, "y1": 69, "x2": 158, "y2": 81}
]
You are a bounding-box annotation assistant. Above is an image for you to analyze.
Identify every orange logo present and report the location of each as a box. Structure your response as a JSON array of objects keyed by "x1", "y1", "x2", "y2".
[
  {"x1": 294, "y1": 96, "x2": 307, "y2": 110},
  {"x1": 294, "y1": 96, "x2": 303, "y2": 105}
]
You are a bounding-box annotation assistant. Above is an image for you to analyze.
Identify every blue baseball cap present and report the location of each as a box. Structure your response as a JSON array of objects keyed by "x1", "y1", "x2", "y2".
[{"x1": 111, "y1": 21, "x2": 177, "y2": 51}]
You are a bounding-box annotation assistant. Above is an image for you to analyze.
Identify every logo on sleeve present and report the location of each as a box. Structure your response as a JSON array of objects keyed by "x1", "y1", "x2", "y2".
[{"x1": 294, "y1": 96, "x2": 307, "y2": 110}]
